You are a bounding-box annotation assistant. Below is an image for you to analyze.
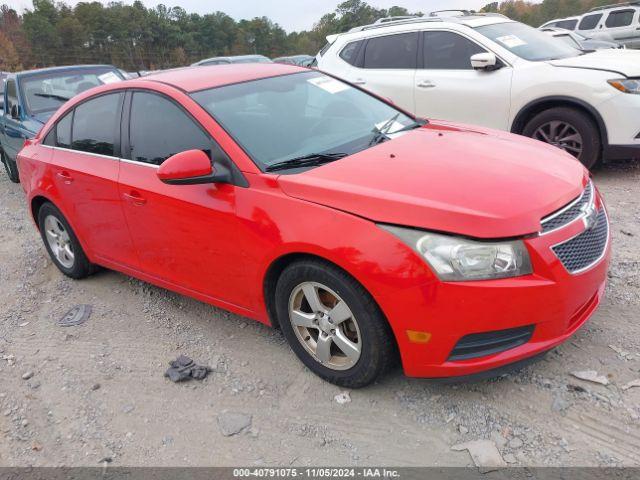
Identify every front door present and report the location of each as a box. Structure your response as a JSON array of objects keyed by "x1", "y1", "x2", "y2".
[
  {"x1": 414, "y1": 30, "x2": 513, "y2": 131},
  {"x1": 118, "y1": 91, "x2": 246, "y2": 308}
]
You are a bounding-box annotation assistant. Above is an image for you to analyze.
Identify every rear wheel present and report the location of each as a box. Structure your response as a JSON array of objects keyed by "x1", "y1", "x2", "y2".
[
  {"x1": 275, "y1": 259, "x2": 395, "y2": 388},
  {"x1": 1, "y1": 150, "x2": 19, "y2": 183},
  {"x1": 522, "y1": 107, "x2": 601, "y2": 169},
  {"x1": 37, "y1": 202, "x2": 96, "y2": 279}
]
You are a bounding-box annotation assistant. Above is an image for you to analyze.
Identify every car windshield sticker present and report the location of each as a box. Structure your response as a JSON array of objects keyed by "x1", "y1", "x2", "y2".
[
  {"x1": 496, "y1": 35, "x2": 527, "y2": 48},
  {"x1": 98, "y1": 72, "x2": 122, "y2": 84},
  {"x1": 308, "y1": 76, "x2": 350, "y2": 94}
]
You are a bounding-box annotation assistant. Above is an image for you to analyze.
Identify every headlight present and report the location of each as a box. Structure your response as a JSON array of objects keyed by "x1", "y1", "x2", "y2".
[
  {"x1": 380, "y1": 225, "x2": 533, "y2": 281},
  {"x1": 608, "y1": 79, "x2": 640, "y2": 94}
]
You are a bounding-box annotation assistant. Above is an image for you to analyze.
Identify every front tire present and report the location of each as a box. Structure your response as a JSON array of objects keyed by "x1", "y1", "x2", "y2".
[
  {"x1": 522, "y1": 107, "x2": 601, "y2": 169},
  {"x1": 275, "y1": 259, "x2": 395, "y2": 388},
  {"x1": 37, "y1": 202, "x2": 96, "y2": 279},
  {"x1": 1, "y1": 150, "x2": 20, "y2": 183}
]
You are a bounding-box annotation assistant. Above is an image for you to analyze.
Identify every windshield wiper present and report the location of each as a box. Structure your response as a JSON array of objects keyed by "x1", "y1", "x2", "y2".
[
  {"x1": 33, "y1": 93, "x2": 72, "y2": 102},
  {"x1": 369, "y1": 113, "x2": 401, "y2": 147},
  {"x1": 265, "y1": 152, "x2": 348, "y2": 172}
]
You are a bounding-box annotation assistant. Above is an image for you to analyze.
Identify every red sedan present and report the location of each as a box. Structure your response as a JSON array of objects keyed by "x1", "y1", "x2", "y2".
[{"x1": 17, "y1": 64, "x2": 610, "y2": 387}]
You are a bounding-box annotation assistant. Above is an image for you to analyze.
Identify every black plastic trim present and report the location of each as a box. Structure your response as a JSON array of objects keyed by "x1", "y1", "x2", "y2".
[{"x1": 448, "y1": 325, "x2": 535, "y2": 361}]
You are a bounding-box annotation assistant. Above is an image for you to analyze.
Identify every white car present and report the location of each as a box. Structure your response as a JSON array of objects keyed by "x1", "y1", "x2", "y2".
[{"x1": 316, "y1": 12, "x2": 640, "y2": 168}]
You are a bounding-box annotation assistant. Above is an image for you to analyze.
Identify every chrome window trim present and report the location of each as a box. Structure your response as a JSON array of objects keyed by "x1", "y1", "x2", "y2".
[
  {"x1": 539, "y1": 181, "x2": 594, "y2": 236},
  {"x1": 40, "y1": 144, "x2": 160, "y2": 168},
  {"x1": 550, "y1": 206, "x2": 610, "y2": 275}
]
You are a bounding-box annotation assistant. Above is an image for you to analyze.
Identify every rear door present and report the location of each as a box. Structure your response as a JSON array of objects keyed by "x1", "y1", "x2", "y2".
[
  {"x1": 117, "y1": 90, "x2": 246, "y2": 307},
  {"x1": 414, "y1": 30, "x2": 513, "y2": 130},
  {"x1": 47, "y1": 92, "x2": 138, "y2": 267},
  {"x1": 345, "y1": 32, "x2": 418, "y2": 113}
]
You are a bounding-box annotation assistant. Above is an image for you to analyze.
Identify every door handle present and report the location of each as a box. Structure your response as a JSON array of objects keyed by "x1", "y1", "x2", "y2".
[
  {"x1": 352, "y1": 78, "x2": 367, "y2": 85},
  {"x1": 123, "y1": 191, "x2": 147, "y2": 206},
  {"x1": 56, "y1": 171, "x2": 73, "y2": 184},
  {"x1": 417, "y1": 80, "x2": 436, "y2": 89}
]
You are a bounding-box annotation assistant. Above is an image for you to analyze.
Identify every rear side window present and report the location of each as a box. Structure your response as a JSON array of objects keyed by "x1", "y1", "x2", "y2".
[
  {"x1": 556, "y1": 19, "x2": 578, "y2": 30},
  {"x1": 56, "y1": 111, "x2": 72, "y2": 148},
  {"x1": 129, "y1": 92, "x2": 211, "y2": 166},
  {"x1": 363, "y1": 32, "x2": 418, "y2": 69},
  {"x1": 579, "y1": 13, "x2": 602, "y2": 30},
  {"x1": 71, "y1": 93, "x2": 123, "y2": 157},
  {"x1": 423, "y1": 31, "x2": 486, "y2": 70},
  {"x1": 339, "y1": 40, "x2": 364, "y2": 66},
  {"x1": 605, "y1": 9, "x2": 635, "y2": 27}
]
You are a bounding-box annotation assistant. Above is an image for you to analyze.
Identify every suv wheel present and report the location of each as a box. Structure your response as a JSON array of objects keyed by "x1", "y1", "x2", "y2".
[
  {"x1": 523, "y1": 107, "x2": 601, "y2": 169},
  {"x1": 37, "y1": 202, "x2": 96, "y2": 279},
  {"x1": 1, "y1": 150, "x2": 20, "y2": 183},
  {"x1": 275, "y1": 259, "x2": 396, "y2": 388}
]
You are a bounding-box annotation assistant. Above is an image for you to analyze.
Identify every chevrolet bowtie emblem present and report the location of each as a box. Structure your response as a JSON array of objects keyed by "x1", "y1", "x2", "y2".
[{"x1": 581, "y1": 203, "x2": 598, "y2": 231}]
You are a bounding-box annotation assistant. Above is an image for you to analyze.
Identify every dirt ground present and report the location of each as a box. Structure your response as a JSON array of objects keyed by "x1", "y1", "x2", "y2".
[{"x1": 0, "y1": 160, "x2": 639, "y2": 468}]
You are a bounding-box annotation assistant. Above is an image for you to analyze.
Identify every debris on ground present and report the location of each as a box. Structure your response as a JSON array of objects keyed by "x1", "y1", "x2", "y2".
[
  {"x1": 58, "y1": 304, "x2": 92, "y2": 327},
  {"x1": 21, "y1": 371, "x2": 34, "y2": 380},
  {"x1": 451, "y1": 440, "x2": 506, "y2": 473},
  {"x1": 609, "y1": 345, "x2": 633, "y2": 361},
  {"x1": 621, "y1": 379, "x2": 640, "y2": 391},
  {"x1": 217, "y1": 411, "x2": 252, "y2": 437},
  {"x1": 164, "y1": 355, "x2": 211, "y2": 382},
  {"x1": 334, "y1": 391, "x2": 351, "y2": 405},
  {"x1": 570, "y1": 370, "x2": 610, "y2": 386}
]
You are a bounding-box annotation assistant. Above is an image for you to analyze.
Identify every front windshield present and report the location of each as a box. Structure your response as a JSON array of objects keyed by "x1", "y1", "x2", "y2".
[
  {"x1": 191, "y1": 71, "x2": 415, "y2": 170},
  {"x1": 476, "y1": 22, "x2": 581, "y2": 61},
  {"x1": 20, "y1": 68, "x2": 123, "y2": 114}
]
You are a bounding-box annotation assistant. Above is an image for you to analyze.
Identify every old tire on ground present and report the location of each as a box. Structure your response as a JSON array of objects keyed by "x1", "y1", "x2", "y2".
[
  {"x1": 37, "y1": 202, "x2": 96, "y2": 279},
  {"x1": 522, "y1": 107, "x2": 601, "y2": 169},
  {"x1": 275, "y1": 259, "x2": 396, "y2": 388}
]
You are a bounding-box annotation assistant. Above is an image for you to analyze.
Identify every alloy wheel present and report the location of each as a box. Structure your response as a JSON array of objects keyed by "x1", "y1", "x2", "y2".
[
  {"x1": 533, "y1": 121, "x2": 583, "y2": 158},
  {"x1": 288, "y1": 281, "x2": 361, "y2": 371},
  {"x1": 44, "y1": 214, "x2": 75, "y2": 269}
]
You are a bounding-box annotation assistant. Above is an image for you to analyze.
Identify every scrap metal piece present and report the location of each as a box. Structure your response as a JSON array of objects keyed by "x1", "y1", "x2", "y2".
[{"x1": 58, "y1": 304, "x2": 92, "y2": 327}]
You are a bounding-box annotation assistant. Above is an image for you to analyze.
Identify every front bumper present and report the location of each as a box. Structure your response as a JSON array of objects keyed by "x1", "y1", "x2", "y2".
[{"x1": 378, "y1": 190, "x2": 611, "y2": 379}]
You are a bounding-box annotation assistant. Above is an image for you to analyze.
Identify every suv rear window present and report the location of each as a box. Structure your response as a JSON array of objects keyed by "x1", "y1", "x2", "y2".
[
  {"x1": 339, "y1": 40, "x2": 364, "y2": 66},
  {"x1": 605, "y1": 9, "x2": 635, "y2": 28},
  {"x1": 363, "y1": 32, "x2": 418, "y2": 69},
  {"x1": 579, "y1": 13, "x2": 602, "y2": 30}
]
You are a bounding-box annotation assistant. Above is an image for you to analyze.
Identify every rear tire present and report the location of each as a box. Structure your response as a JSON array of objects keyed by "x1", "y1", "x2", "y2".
[
  {"x1": 275, "y1": 259, "x2": 395, "y2": 388},
  {"x1": 37, "y1": 202, "x2": 96, "y2": 279},
  {"x1": 522, "y1": 107, "x2": 601, "y2": 169},
  {"x1": 1, "y1": 150, "x2": 20, "y2": 183}
]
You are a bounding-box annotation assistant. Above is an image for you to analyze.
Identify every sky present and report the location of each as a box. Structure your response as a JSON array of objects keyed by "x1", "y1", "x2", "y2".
[{"x1": 4, "y1": 0, "x2": 504, "y2": 32}]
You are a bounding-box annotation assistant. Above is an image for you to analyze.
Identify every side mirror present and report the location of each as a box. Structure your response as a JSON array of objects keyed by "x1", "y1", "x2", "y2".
[
  {"x1": 10, "y1": 104, "x2": 20, "y2": 119},
  {"x1": 471, "y1": 52, "x2": 499, "y2": 71},
  {"x1": 157, "y1": 149, "x2": 218, "y2": 185}
]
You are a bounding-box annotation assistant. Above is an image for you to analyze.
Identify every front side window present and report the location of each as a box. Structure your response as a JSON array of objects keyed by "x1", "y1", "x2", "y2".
[
  {"x1": 423, "y1": 31, "x2": 486, "y2": 70},
  {"x1": 605, "y1": 10, "x2": 635, "y2": 28},
  {"x1": 5, "y1": 79, "x2": 17, "y2": 113},
  {"x1": 71, "y1": 93, "x2": 123, "y2": 157},
  {"x1": 19, "y1": 68, "x2": 124, "y2": 115},
  {"x1": 191, "y1": 71, "x2": 416, "y2": 170},
  {"x1": 129, "y1": 92, "x2": 212, "y2": 166},
  {"x1": 476, "y1": 22, "x2": 580, "y2": 61},
  {"x1": 579, "y1": 14, "x2": 603, "y2": 30},
  {"x1": 363, "y1": 32, "x2": 418, "y2": 69}
]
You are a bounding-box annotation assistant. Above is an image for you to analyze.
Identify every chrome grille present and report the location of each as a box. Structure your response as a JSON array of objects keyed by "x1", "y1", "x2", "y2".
[
  {"x1": 552, "y1": 208, "x2": 609, "y2": 274},
  {"x1": 541, "y1": 182, "x2": 593, "y2": 234}
]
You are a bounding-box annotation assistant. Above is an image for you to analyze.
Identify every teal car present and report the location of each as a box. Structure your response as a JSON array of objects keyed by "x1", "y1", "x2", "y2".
[{"x1": 1, "y1": 65, "x2": 125, "y2": 183}]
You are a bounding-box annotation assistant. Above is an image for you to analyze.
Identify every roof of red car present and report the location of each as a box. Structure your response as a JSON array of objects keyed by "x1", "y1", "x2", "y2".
[{"x1": 139, "y1": 63, "x2": 306, "y2": 92}]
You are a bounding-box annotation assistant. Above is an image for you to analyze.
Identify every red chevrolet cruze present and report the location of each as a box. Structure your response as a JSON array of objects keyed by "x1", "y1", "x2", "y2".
[{"x1": 17, "y1": 64, "x2": 610, "y2": 387}]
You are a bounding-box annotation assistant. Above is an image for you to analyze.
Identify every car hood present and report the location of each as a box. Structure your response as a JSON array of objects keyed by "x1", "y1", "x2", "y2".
[
  {"x1": 277, "y1": 123, "x2": 587, "y2": 239},
  {"x1": 549, "y1": 50, "x2": 640, "y2": 76}
]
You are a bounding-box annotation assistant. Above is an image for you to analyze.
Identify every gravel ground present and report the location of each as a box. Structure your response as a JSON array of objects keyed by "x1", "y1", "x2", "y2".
[{"x1": 0, "y1": 160, "x2": 639, "y2": 467}]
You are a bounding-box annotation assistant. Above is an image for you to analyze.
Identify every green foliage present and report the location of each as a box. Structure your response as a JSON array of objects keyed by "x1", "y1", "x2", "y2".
[{"x1": 0, "y1": 0, "x2": 629, "y2": 71}]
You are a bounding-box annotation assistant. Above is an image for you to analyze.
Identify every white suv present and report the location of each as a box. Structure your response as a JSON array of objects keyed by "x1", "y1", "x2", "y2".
[{"x1": 316, "y1": 12, "x2": 640, "y2": 168}]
